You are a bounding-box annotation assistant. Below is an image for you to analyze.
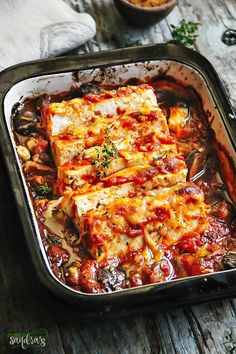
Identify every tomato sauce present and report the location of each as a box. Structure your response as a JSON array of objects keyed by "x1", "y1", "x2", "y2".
[{"x1": 12, "y1": 77, "x2": 236, "y2": 294}]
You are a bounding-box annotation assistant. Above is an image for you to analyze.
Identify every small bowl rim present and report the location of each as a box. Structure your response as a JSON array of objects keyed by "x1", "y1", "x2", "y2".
[{"x1": 115, "y1": 0, "x2": 177, "y2": 12}]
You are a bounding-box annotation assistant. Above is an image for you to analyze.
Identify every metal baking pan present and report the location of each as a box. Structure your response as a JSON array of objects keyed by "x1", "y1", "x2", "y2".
[{"x1": 0, "y1": 44, "x2": 236, "y2": 320}]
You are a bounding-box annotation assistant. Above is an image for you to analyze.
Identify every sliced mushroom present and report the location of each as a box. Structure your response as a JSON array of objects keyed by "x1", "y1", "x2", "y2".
[
  {"x1": 14, "y1": 114, "x2": 39, "y2": 136},
  {"x1": 223, "y1": 252, "x2": 236, "y2": 269},
  {"x1": 97, "y1": 265, "x2": 125, "y2": 292}
]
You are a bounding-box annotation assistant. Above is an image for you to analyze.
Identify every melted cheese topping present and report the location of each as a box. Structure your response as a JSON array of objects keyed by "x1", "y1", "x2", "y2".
[
  {"x1": 57, "y1": 153, "x2": 187, "y2": 193},
  {"x1": 42, "y1": 84, "x2": 213, "y2": 279},
  {"x1": 50, "y1": 111, "x2": 172, "y2": 166},
  {"x1": 79, "y1": 183, "x2": 209, "y2": 262},
  {"x1": 43, "y1": 85, "x2": 159, "y2": 137}
]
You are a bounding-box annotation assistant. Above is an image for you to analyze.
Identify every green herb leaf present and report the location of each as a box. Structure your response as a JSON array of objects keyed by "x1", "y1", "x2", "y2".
[
  {"x1": 170, "y1": 20, "x2": 200, "y2": 47},
  {"x1": 34, "y1": 183, "x2": 52, "y2": 196},
  {"x1": 92, "y1": 126, "x2": 118, "y2": 178}
]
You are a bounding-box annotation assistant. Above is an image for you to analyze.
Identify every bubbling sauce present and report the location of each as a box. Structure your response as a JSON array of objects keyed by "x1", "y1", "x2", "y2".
[{"x1": 12, "y1": 77, "x2": 236, "y2": 294}]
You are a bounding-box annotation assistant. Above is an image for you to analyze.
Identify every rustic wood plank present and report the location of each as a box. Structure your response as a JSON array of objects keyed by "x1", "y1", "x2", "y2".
[
  {"x1": 57, "y1": 316, "x2": 151, "y2": 354},
  {"x1": 143, "y1": 309, "x2": 201, "y2": 354},
  {"x1": 185, "y1": 300, "x2": 236, "y2": 354}
]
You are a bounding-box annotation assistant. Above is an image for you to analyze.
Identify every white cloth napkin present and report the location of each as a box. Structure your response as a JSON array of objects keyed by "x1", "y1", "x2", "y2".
[{"x1": 0, "y1": 0, "x2": 96, "y2": 70}]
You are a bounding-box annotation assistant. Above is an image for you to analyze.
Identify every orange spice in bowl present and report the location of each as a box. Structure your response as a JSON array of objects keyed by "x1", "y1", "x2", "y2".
[{"x1": 127, "y1": 0, "x2": 170, "y2": 7}]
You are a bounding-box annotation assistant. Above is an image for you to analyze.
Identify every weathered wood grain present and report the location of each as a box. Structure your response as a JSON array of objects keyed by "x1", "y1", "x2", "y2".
[
  {"x1": 184, "y1": 301, "x2": 236, "y2": 354},
  {"x1": 178, "y1": 0, "x2": 236, "y2": 107},
  {"x1": 57, "y1": 316, "x2": 151, "y2": 354},
  {"x1": 144, "y1": 309, "x2": 201, "y2": 354}
]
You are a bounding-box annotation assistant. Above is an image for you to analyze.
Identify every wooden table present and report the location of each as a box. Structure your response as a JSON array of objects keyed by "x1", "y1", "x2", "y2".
[{"x1": 1, "y1": 0, "x2": 236, "y2": 353}]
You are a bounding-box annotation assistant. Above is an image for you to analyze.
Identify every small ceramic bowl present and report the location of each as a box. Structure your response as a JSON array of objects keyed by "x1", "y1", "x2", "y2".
[{"x1": 113, "y1": 0, "x2": 177, "y2": 27}]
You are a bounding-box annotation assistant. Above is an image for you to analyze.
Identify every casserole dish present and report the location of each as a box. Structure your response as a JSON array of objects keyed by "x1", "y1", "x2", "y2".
[{"x1": 0, "y1": 44, "x2": 236, "y2": 320}]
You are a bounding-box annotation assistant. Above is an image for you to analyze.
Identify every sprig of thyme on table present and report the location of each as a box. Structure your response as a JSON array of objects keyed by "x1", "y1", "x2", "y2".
[
  {"x1": 170, "y1": 20, "x2": 200, "y2": 47},
  {"x1": 92, "y1": 126, "x2": 118, "y2": 178}
]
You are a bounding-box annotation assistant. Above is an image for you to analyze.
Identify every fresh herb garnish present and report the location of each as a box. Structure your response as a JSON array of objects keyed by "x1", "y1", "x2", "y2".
[
  {"x1": 92, "y1": 126, "x2": 118, "y2": 178},
  {"x1": 34, "y1": 183, "x2": 52, "y2": 196},
  {"x1": 170, "y1": 20, "x2": 200, "y2": 47}
]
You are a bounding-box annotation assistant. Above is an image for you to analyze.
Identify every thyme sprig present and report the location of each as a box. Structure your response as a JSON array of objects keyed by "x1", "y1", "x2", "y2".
[
  {"x1": 34, "y1": 183, "x2": 52, "y2": 196},
  {"x1": 92, "y1": 126, "x2": 118, "y2": 178},
  {"x1": 170, "y1": 20, "x2": 200, "y2": 47}
]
